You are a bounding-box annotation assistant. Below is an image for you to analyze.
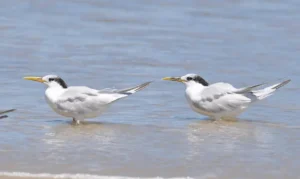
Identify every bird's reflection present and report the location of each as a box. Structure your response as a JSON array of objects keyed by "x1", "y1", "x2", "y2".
[
  {"x1": 41, "y1": 120, "x2": 136, "y2": 152},
  {"x1": 185, "y1": 118, "x2": 281, "y2": 160}
]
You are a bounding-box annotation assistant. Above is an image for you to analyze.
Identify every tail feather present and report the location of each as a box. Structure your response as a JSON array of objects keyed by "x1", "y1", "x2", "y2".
[
  {"x1": 272, "y1": 79, "x2": 291, "y2": 90},
  {"x1": 0, "y1": 109, "x2": 16, "y2": 115},
  {"x1": 235, "y1": 83, "x2": 265, "y2": 94},
  {"x1": 0, "y1": 109, "x2": 16, "y2": 119},
  {"x1": 118, "y1": 81, "x2": 152, "y2": 95},
  {"x1": 252, "y1": 79, "x2": 291, "y2": 100}
]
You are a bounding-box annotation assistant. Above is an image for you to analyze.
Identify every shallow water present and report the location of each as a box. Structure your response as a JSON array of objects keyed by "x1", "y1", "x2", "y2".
[{"x1": 0, "y1": 0, "x2": 299, "y2": 179}]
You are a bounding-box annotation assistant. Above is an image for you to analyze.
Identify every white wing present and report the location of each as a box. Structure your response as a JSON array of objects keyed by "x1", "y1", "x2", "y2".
[
  {"x1": 200, "y1": 82, "x2": 236, "y2": 98},
  {"x1": 60, "y1": 86, "x2": 124, "y2": 102},
  {"x1": 54, "y1": 81, "x2": 151, "y2": 115},
  {"x1": 55, "y1": 86, "x2": 126, "y2": 115},
  {"x1": 193, "y1": 83, "x2": 252, "y2": 114}
]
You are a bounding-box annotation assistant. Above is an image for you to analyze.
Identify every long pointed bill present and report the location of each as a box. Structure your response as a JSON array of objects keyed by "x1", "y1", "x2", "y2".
[
  {"x1": 162, "y1": 77, "x2": 186, "y2": 83},
  {"x1": 23, "y1": 76, "x2": 46, "y2": 83}
]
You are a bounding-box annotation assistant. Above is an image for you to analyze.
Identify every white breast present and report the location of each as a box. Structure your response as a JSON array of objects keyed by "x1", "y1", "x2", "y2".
[
  {"x1": 185, "y1": 90, "x2": 214, "y2": 117},
  {"x1": 44, "y1": 87, "x2": 74, "y2": 118}
]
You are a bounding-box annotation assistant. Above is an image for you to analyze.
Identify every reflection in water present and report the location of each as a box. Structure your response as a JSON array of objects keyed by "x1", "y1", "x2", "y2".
[
  {"x1": 42, "y1": 121, "x2": 124, "y2": 151},
  {"x1": 186, "y1": 120, "x2": 248, "y2": 160},
  {"x1": 186, "y1": 119, "x2": 279, "y2": 162},
  {"x1": 184, "y1": 119, "x2": 295, "y2": 178}
]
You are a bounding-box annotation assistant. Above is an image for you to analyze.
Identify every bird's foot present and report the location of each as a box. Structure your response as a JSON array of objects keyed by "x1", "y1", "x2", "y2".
[{"x1": 72, "y1": 118, "x2": 81, "y2": 125}]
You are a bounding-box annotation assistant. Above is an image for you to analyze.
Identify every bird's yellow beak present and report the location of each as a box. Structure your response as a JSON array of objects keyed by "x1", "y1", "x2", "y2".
[
  {"x1": 162, "y1": 77, "x2": 186, "y2": 83},
  {"x1": 23, "y1": 76, "x2": 46, "y2": 83}
]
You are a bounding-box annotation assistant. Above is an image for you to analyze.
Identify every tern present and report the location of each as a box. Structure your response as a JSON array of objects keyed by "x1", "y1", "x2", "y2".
[
  {"x1": 0, "y1": 109, "x2": 16, "y2": 119},
  {"x1": 24, "y1": 75, "x2": 151, "y2": 124},
  {"x1": 163, "y1": 74, "x2": 290, "y2": 120}
]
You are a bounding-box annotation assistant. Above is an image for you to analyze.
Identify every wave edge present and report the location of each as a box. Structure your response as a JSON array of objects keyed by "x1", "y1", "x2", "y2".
[{"x1": 0, "y1": 171, "x2": 194, "y2": 179}]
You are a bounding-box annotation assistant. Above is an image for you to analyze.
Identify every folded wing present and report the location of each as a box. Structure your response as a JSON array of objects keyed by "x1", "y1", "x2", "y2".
[
  {"x1": 55, "y1": 82, "x2": 152, "y2": 115},
  {"x1": 195, "y1": 83, "x2": 252, "y2": 114}
]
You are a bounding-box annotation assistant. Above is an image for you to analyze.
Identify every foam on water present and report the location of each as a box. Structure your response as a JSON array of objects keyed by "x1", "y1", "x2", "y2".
[{"x1": 0, "y1": 172, "x2": 194, "y2": 179}]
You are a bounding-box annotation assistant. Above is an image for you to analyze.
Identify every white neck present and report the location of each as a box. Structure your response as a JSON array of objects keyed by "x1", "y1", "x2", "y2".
[
  {"x1": 45, "y1": 86, "x2": 66, "y2": 102},
  {"x1": 47, "y1": 81, "x2": 65, "y2": 88},
  {"x1": 185, "y1": 82, "x2": 206, "y2": 99},
  {"x1": 184, "y1": 81, "x2": 205, "y2": 88}
]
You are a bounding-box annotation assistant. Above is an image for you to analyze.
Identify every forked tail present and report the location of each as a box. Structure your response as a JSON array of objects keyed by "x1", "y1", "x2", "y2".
[{"x1": 252, "y1": 79, "x2": 291, "y2": 100}]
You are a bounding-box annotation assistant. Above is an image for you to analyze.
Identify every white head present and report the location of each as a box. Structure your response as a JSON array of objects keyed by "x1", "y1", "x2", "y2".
[
  {"x1": 163, "y1": 73, "x2": 209, "y2": 87},
  {"x1": 24, "y1": 74, "x2": 68, "y2": 88}
]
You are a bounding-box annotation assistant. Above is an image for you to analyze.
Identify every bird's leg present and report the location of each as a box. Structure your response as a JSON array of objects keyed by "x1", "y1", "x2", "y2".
[
  {"x1": 210, "y1": 116, "x2": 219, "y2": 122},
  {"x1": 72, "y1": 118, "x2": 81, "y2": 125}
]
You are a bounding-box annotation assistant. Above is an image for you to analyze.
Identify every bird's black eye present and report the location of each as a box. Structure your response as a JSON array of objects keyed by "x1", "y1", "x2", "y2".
[
  {"x1": 49, "y1": 78, "x2": 54, "y2": 82},
  {"x1": 187, "y1": 77, "x2": 193, "y2": 81}
]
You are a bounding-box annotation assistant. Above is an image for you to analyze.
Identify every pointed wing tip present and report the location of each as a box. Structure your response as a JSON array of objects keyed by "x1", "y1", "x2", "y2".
[
  {"x1": 136, "y1": 81, "x2": 153, "y2": 91},
  {"x1": 0, "y1": 115, "x2": 8, "y2": 119},
  {"x1": 272, "y1": 79, "x2": 291, "y2": 90},
  {"x1": 118, "y1": 81, "x2": 152, "y2": 95},
  {"x1": 0, "y1": 109, "x2": 16, "y2": 115},
  {"x1": 285, "y1": 79, "x2": 291, "y2": 83},
  {"x1": 144, "y1": 81, "x2": 153, "y2": 86}
]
